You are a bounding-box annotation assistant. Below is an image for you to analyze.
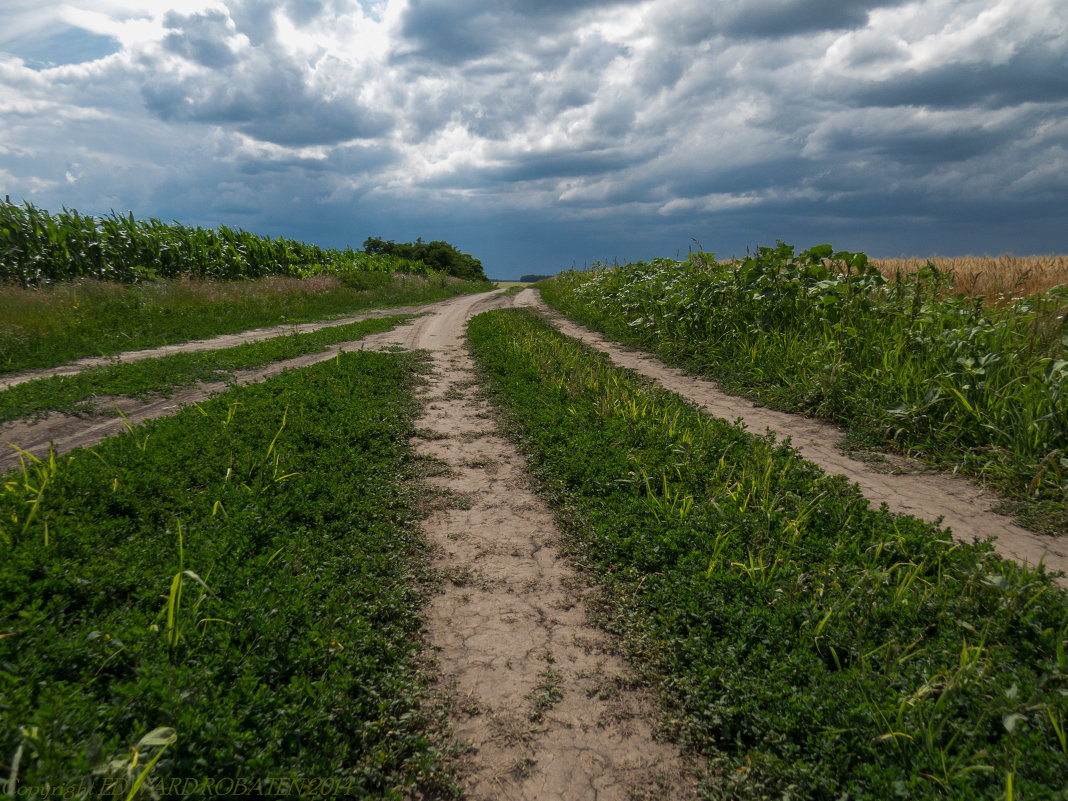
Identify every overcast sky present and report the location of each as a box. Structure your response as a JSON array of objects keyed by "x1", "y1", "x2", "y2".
[{"x1": 1, "y1": 0, "x2": 1066, "y2": 278}]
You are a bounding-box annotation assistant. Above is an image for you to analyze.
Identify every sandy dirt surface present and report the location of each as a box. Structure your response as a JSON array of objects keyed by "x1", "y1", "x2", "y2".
[
  {"x1": 401, "y1": 292, "x2": 696, "y2": 800},
  {"x1": 6, "y1": 287, "x2": 1066, "y2": 798},
  {"x1": 1, "y1": 290, "x2": 697, "y2": 800},
  {"x1": 0, "y1": 305, "x2": 441, "y2": 392},
  {"x1": 517, "y1": 290, "x2": 1068, "y2": 584}
]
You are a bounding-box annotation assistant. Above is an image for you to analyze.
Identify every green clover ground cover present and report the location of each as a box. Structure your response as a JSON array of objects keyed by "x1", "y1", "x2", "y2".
[
  {"x1": 1, "y1": 351, "x2": 452, "y2": 799},
  {"x1": 467, "y1": 308, "x2": 1068, "y2": 800},
  {"x1": 0, "y1": 314, "x2": 414, "y2": 423},
  {"x1": 539, "y1": 244, "x2": 1068, "y2": 534}
]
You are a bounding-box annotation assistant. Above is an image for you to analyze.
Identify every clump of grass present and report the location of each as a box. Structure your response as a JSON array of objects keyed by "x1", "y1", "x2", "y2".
[
  {"x1": 467, "y1": 307, "x2": 1068, "y2": 800},
  {"x1": 528, "y1": 653, "x2": 563, "y2": 722}
]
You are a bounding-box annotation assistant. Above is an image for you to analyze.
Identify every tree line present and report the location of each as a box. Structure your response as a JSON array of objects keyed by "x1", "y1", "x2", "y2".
[{"x1": 363, "y1": 236, "x2": 486, "y2": 282}]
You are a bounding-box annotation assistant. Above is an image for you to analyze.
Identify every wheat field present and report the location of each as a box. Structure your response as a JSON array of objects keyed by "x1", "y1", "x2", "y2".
[{"x1": 872, "y1": 254, "x2": 1068, "y2": 298}]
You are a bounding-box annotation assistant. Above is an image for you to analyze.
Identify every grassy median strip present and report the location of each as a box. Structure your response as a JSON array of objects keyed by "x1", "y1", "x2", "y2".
[
  {"x1": 467, "y1": 307, "x2": 1068, "y2": 801},
  {"x1": 1, "y1": 350, "x2": 453, "y2": 798},
  {"x1": 0, "y1": 314, "x2": 414, "y2": 423}
]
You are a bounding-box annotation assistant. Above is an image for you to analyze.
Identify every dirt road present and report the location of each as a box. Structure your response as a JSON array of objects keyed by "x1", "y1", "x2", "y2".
[
  {"x1": 1, "y1": 290, "x2": 697, "y2": 800},
  {"x1": 401, "y1": 290, "x2": 695, "y2": 799},
  {"x1": 517, "y1": 289, "x2": 1068, "y2": 583},
  {"x1": 3, "y1": 287, "x2": 1065, "y2": 799}
]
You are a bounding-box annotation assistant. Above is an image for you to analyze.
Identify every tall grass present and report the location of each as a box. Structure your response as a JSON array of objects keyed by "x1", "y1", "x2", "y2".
[{"x1": 541, "y1": 243, "x2": 1068, "y2": 531}]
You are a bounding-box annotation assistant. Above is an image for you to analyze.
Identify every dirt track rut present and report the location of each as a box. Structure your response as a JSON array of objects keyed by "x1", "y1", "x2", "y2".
[
  {"x1": 3, "y1": 287, "x2": 1065, "y2": 799},
  {"x1": 517, "y1": 289, "x2": 1068, "y2": 583}
]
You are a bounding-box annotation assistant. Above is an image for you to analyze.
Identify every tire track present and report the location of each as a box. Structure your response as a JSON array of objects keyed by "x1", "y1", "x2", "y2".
[
  {"x1": 517, "y1": 289, "x2": 1068, "y2": 584},
  {"x1": 405, "y1": 291, "x2": 696, "y2": 800}
]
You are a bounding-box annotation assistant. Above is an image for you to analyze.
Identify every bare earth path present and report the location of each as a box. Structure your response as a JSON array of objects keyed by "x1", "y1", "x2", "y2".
[
  {"x1": 5, "y1": 288, "x2": 1066, "y2": 798},
  {"x1": 517, "y1": 289, "x2": 1068, "y2": 583},
  {"x1": 0, "y1": 290, "x2": 696, "y2": 800},
  {"x1": 395, "y1": 291, "x2": 695, "y2": 800},
  {"x1": 0, "y1": 304, "x2": 443, "y2": 392}
]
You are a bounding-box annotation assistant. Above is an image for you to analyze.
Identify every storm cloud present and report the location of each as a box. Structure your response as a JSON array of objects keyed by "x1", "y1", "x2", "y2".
[{"x1": 0, "y1": 0, "x2": 1065, "y2": 278}]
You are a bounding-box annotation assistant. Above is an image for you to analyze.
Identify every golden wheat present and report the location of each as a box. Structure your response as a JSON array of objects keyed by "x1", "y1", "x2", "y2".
[{"x1": 872, "y1": 254, "x2": 1068, "y2": 298}]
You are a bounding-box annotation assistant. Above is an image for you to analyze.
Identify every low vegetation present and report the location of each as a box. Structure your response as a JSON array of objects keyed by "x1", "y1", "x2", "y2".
[
  {"x1": 0, "y1": 272, "x2": 487, "y2": 376},
  {"x1": 467, "y1": 307, "x2": 1068, "y2": 800},
  {"x1": 1, "y1": 350, "x2": 453, "y2": 798},
  {"x1": 0, "y1": 315, "x2": 413, "y2": 423},
  {"x1": 541, "y1": 243, "x2": 1068, "y2": 533}
]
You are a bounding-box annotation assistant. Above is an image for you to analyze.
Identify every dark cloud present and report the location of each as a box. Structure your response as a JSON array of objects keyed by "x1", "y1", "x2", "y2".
[
  {"x1": 235, "y1": 142, "x2": 400, "y2": 176},
  {"x1": 391, "y1": 27, "x2": 629, "y2": 142},
  {"x1": 648, "y1": 0, "x2": 909, "y2": 46},
  {"x1": 717, "y1": 0, "x2": 904, "y2": 38},
  {"x1": 851, "y1": 48, "x2": 1068, "y2": 110},
  {"x1": 809, "y1": 121, "x2": 1015, "y2": 166},
  {"x1": 477, "y1": 148, "x2": 635, "y2": 184},
  {"x1": 665, "y1": 158, "x2": 819, "y2": 198},
  {"x1": 396, "y1": 0, "x2": 640, "y2": 65},
  {"x1": 142, "y1": 71, "x2": 390, "y2": 146},
  {"x1": 396, "y1": 0, "x2": 497, "y2": 64}
]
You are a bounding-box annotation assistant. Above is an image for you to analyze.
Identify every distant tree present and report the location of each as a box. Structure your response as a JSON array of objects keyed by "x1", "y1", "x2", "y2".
[
  {"x1": 363, "y1": 236, "x2": 486, "y2": 281},
  {"x1": 519, "y1": 273, "x2": 553, "y2": 283}
]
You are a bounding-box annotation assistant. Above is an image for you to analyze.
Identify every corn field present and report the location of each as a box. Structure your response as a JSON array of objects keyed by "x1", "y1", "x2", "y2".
[{"x1": 0, "y1": 200, "x2": 431, "y2": 287}]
